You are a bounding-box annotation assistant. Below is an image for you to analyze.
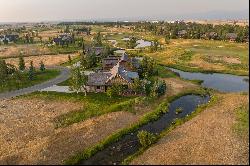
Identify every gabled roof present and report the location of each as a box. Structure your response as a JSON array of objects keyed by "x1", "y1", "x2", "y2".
[
  {"x1": 87, "y1": 72, "x2": 112, "y2": 86},
  {"x1": 106, "y1": 62, "x2": 137, "y2": 84},
  {"x1": 120, "y1": 53, "x2": 129, "y2": 62},
  {"x1": 226, "y1": 33, "x2": 238, "y2": 39},
  {"x1": 86, "y1": 47, "x2": 104, "y2": 56},
  {"x1": 178, "y1": 30, "x2": 187, "y2": 35}
]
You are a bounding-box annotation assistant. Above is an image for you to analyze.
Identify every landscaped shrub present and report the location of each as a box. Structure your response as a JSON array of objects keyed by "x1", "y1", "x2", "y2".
[
  {"x1": 137, "y1": 130, "x2": 157, "y2": 148},
  {"x1": 150, "y1": 79, "x2": 167, "y2": 97}
]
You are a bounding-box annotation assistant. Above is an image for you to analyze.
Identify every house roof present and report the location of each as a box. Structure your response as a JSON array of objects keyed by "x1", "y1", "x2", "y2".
[
  {"x1": 106, "y1": 62, "x2": 137, "y2": 84},
  {"x1": 226, "y1": 33, "x2": 238, "y2": 39},
  {"x1": 87, "y1": 72, "x2": 112, "y2": 86},
  {"x1": 178, "y1": 30, "x2": 187, "y2": 35},
  {"x1": 54, "y1": 34, "x2": 73, "y2": 43},
  {"x1": 120, "y1": 53, "x2": 129, "y2": 62},
  {"x1": 86, "y1": 47, "x2": 104, "y2": 55},
  {"x1": 102, "y1": 55, "x2": 120, "y2": 66}
]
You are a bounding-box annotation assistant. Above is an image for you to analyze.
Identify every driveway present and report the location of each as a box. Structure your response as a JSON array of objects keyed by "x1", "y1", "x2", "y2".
[{"x1": 0, "y1": 66, "x2": 70, "y2": 99}]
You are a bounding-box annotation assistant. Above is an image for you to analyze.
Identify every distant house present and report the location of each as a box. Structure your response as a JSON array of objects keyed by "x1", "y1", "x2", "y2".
[
  {"x1": 86, "y1": 62, "x2": 139, "y2": 93},
  {"x1": 243, "y1": 36, "x2": 249, "y2": 43},
  {"x1": 226, "y1": 33, "x2": 238, "y2": 42},
  {"x1": 86, "y1": 47, "x2": 104, "y2": 56},
  {"x1": 178, "y1": 30, "x2": 187, "y2": 38},
  {"x1": 0, "y1": 34, "x2": 19, "y2": 43},
  {"x1": 201, "y1": 32, "x2": 218, "y2": 40},
  {"x1": 53, "y1": 34, "x2": 73, "y2": 45},
  {"x1": 0, "y1": 35, "x2": 4, "y2": 42},
  {"x1": 74, "y1": 27, "x2": 91, "y2": 35}
]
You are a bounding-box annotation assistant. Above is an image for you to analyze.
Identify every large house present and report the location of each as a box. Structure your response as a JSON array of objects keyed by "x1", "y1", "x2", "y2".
[
  {"x1": 86, "y1": 62, "x2": 139, "y2": 93},
  {"x1": 102, "y1": 53, "x2": 139, "y2": 71}
]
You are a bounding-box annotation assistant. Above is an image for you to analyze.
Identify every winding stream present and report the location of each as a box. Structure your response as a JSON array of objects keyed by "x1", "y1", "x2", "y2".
[
  {"x1": 167, "y1": 67, "x2": 249, "y2": 93},
  {"x1": 75, "y1": 66, "x2": 248, "y2": 164},
  {"x1": 79, "y1": 95, "x2": 210, "y2": 165}
]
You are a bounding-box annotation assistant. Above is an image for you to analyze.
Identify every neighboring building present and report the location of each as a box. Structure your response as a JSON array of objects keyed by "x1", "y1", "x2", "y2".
[
  {"x1": 53, "y1": 34, "x2": 73, "y2": 45},
  {"x1": 86, "y1": 62, "x2": 139, "y2": 93},
  {"x1": 0, "y1": 34, "x2": 19, "y2": 43},
  {"x1": 226, "y1": 33, "x2": 238, "y2": 42},
  {"x1": 0, "y1": 35, "x2": 4, "y2": 42},
  {"x1": 243, "y1": 36, "x2": 249, "y2": 43},
  {"x1": 201, "y1": 32, "x2": 218, "y2": 40},
  {"x1": 86, "y1": 47, "x2": 104, "y2": 56},
  {"x1": 178, "y1": 30, "x2": 187, "y2": 38},
  {"x1": 102, "y1": 53, "x2": 139, "y2": 71},
  {"x1": 102, "y1": 55, "x2": 121, "y2": 71}
]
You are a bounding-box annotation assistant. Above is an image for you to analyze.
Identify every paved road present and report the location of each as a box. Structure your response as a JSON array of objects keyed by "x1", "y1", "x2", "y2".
[{"x1": 0, "y1": 66, "x2": 70, "y2": 99}]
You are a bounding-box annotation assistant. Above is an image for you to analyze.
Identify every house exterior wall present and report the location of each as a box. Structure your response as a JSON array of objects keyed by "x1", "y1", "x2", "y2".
[{"x1": 86, "y1": 85, "x2": 106, "y2": 93}]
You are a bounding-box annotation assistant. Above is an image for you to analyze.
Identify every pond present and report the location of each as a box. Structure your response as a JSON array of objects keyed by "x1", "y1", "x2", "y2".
[
  {"x1": 79, "y1": 94, "x2": 210, "y2": 165},
  {"x1": 135, "y1": 39, "x2": 152, "y2": 48},
  {"x1": 167, "y1": 67, "x2": 249, "y2": 93}
]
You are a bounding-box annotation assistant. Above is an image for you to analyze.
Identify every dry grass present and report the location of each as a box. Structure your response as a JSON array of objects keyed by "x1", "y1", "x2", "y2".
[
  {"x1": 0, "y1": 44, "x2": 51, "y2": 58},
  {"x1": 131, "y1": 93, "x2": 249, "y2": 165},
  {"x1": 38, "y1": 30, "x2": 61, "y2": 41},
  {"x1": 139, "y1": 39, "x2": 249, "y2": 75},
  {"x1": 5, "y1": 53, "x2": 78, "y2": 67},
  {"x1": 0, "y1": 78, "x2": 198, "y2": 164}
]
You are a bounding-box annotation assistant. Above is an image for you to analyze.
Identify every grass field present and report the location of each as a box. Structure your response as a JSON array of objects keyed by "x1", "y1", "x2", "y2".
[
  {"x1": 0, "y1": 69, "x2": 60, "y2": 93},
  {"x1": 24, "y1": 92, "x2": 138, "y2": 128},
  {"x1": 234, "y1": 104, "x2": 249, "y2": 138},
  {"x1": 5, "y1": 53, "x2": 78, "y2": 68},
  {"x1": 128, "y1": 39, "x2": 249, "y2": 75}
]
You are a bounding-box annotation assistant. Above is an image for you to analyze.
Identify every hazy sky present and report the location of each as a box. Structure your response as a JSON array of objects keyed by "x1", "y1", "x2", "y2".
[{"x1": 0, "y1": 0, "x2": 249, "y2": 22}]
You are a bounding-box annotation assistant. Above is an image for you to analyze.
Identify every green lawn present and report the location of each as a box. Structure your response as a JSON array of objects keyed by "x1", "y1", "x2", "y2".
[
  {"x1": 48, "y1": 44, "x2": 80, "y2": 54},
  {"x1": 24, "y1": 92, "x2": 139, "y2": 128},
  {"x1": 0, "y1": 69, "x2": 60, "y2": 93},
  {"x1": 234, "y1": 104, "x2": 249, "y2": 137}
]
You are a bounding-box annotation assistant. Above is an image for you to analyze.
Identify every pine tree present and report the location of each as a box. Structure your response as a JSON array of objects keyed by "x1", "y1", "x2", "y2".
[
  {"x1": 39, "y1": 61, "x2": 45, "y2": 71},
  {"x1": 18, "y1": 55, "x2": 25, "y2": 71},
  {"x1": 28, "y1": 61, "x2": 35, "y2": 80},
  {"x1": 68, "y1": 55, "x2": 72, "y2": 64},
  {"x1": 0, "y1": 59, "x2": 8, "y2": 81}
]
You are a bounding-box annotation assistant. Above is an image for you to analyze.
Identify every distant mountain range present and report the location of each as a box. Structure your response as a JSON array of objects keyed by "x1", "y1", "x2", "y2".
[
  {"x1": 0, "y1": 9, "x2": 248, "y2": 24},
  {"x1": 90, "y1": 9, "x2": 249, "y2": 22}
]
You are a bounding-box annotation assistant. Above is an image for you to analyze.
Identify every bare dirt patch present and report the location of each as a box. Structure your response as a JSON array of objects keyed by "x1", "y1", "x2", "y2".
[
  {"x1": 38, "y1": 30, "x2": 61, "y2": 41},
  {"x1": 131, "y1": 93, "x2": 249, "y2": 165},
  {"x1": 5, "y1": 53, "x2": 78, "y2": 68},
  {"x1": 0, "y1": 78, "x2": 198, "y2": 164},
  {"x1": 223, "y1": 57, "x2": 242, "y2": 64}
]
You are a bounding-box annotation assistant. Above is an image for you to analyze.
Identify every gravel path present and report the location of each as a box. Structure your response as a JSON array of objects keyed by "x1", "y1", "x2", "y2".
[{"x1": 0, "y1": 66, "x2": 70, "y2": 99}]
